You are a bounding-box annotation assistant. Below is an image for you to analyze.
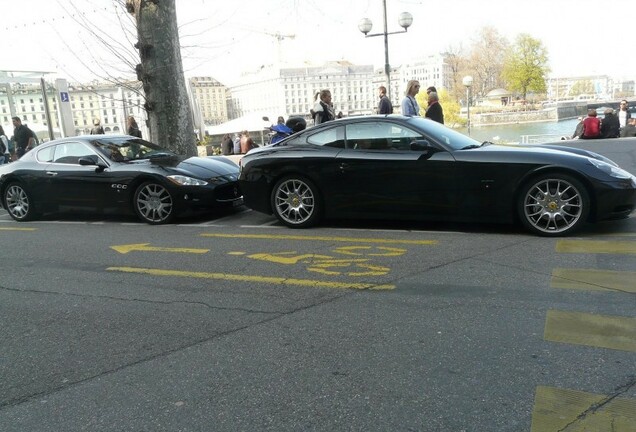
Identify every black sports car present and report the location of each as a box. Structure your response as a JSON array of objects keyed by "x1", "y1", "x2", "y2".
[
  {"x1": 0, "y1": 135, "x2": 242, "y2": 224},
  {"x1": 238, "y1": 115, "x2": 636, "y2": 236}
]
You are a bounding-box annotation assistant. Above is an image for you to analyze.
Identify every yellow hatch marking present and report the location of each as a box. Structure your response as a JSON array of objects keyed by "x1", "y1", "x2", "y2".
[
  {"x1": 551, "y1": 268, "x2": 636, "y2": 293},
  {"x1": 556, "y1": 240, "x2": 636, "y2": 255}
]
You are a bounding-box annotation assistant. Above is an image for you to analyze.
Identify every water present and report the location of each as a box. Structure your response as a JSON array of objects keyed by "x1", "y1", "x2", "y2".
[{"x1": 457, "y1": 118, "x2": 580, "y2": 143}]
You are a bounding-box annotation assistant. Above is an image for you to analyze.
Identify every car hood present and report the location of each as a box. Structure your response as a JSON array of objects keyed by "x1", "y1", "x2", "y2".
[
  {"x1": 169, "y1": 156, "x2": 239, "y2": 181},
  {"x1": 476, "y1": 143, "x2": 615, "y2": 165}
]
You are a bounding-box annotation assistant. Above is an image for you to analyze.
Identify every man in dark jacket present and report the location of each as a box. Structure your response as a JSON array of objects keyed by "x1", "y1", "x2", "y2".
[
  {"x1": 424, "y1": 91, "x2": 444, "y2": 124},
  {"x1": 600, "y1": 108, "x2": 620, "y2": 138},
  {"x1": 377, "y1": 86, "x2": 393, "y2": 114},
  {"x1": 12, "y1": 117, "x2": 35, "y2": 159}
]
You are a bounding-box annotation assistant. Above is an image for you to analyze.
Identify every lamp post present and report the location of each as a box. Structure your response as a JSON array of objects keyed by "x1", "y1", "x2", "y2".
[
  {"x1": 358, "y1": 0, "x2": 413, "y2": 104},
  {"x1": 462, "y1": 75, "x2": 473, "y2": 136}
]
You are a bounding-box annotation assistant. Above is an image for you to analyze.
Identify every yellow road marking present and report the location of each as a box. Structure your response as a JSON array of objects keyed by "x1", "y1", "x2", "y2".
[
  {"x1": 531, "y1": 386, "x2": 636, "y2": 432},
  {"x1": 110, "y1": 243, "x2": 209, "y2": 254},
  {"x1": 551, "y1": 268, "x2": 636, "y2": 293},
  {"x1": 201, "y1": 233, "x2": 437, "y2": 245},
  {"x1": 248, "y1": 252, "x2": 337, "y2": 265},
  {"x1": 0, "y1": 227, "x2": 37, "y2": 231},
  {"x1": 556, "y1": 240, "x2": 636, "y2": 255},
  {"x1": 544, "y1": 310, "x2": 636, "y2": 352},
  {"x1": 307, "y1": 262, "x2": 390, "y2": 276},
  {"x1": 332, "y1": 246, "x2": 407, "y2": 256},
  {"x1": 107, "y1": 266, "x2": 395, "y2": 290}
]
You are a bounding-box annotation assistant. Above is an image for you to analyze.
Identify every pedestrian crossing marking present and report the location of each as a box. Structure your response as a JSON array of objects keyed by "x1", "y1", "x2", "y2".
[
  {"x1": 544, "y1": 310, "x2": 636, "y2": 352},
  {"x1": 551, "y1": 268, "x2": 636, "y2": 293},
  {"x1": 531, "y1": 386, "x2": 636, "y2": 432},
  {"x1": 555, "y1": 239, "x2": 636, "y2": 255}
]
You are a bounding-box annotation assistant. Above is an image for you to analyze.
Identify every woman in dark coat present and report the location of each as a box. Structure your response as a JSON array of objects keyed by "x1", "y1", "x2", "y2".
[{"x1": 600, "y1": 108, "x2": 620, "y2": 138}]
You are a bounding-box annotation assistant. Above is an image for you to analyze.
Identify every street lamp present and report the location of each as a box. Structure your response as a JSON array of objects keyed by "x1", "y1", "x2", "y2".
[
  {"x1": 462, "y1": 75, "x2": 473, "y2": 136},
  {"x1": 358, "y1": 0, "x2": 413, "y2": 104}
]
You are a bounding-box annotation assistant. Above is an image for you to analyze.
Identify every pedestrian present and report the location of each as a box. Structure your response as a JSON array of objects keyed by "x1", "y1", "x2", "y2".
[
  {"x1": 314, "y1": 89, "x2": 335, "y2": 125},
  {"x1": 90, "y1": 118, "x2": 105, "y2": 134},
  {"x1": 221, "y1": 133, "x2": 233, "y2": 155},
  {"x1": 377, "y1": 85, "x2": 393, "y2": 114},
  {"x1": 580, "y1": 109, "x2": 601, "y2": 139},
  {"x1": 239, "y1": 130, "x2": 256, "y2": 154},
  {"x1": 11, "y1": 117, "x2": 35, "y2": 159},
  {"x1": 232, "y1": 133, "x2": 241, "y2": 154},
  {"x1": 127, "y1": 115, "x2": 142, "y2": 138},
  {"x1": 571, "y1": 116, "x2": 584, "y2": 139},
  {"x1": 425, "y1": 91, "x2": 444, "y2": 124},
  {"x1": 310, "y1": 91, "x2": 322, "y2": 123},
  {"x1": 0, "y1": 126, "x2": 10, "y2": 164},
  {"x1": 620, "y1": 117, "x2": 636, "y2": 137},
  {"x1": 401, "y1": 80, "x2": 421, "y2": 116},
  {"x1": 600, "y1": 108, "x2": 620, "y2": 138},
  {"x1": 617, "y1": 100, "x2": 631, "y2": 130}
]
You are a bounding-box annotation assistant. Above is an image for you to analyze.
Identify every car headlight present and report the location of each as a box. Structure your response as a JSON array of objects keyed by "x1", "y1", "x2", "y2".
[
  {"x1": 167, "y1": 175, "x2": 208, "y2": 186},
  {"x1": 589, "y1": 159, "x2": 633, "y2": 179}
]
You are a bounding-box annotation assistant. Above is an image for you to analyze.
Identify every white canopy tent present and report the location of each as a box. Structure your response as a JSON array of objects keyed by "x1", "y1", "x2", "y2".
[{"x1": 205, "y1": 113, "x2": 275, "y2": 145}]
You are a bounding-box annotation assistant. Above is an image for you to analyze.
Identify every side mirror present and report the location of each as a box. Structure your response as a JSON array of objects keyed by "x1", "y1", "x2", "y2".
[
  {"x1": 410, "y1": 140, "x2": 433, "y2": 151},
  {"x1": 78, "y1": 156, "x2": 97, "y2": 166}
]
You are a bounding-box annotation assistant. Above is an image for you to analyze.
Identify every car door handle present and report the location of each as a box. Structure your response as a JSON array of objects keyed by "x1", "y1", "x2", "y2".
[
  {"x1": 339, "y1": 163, "x2": 350, "y2": 172},
  {"x1": 46, "y1": 171, "x2": 58, "y2": 176}
]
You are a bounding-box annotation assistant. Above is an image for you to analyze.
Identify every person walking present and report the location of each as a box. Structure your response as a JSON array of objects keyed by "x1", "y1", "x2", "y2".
[
  {"x1": 401, "y1": 80, "x2": 421, "y2": 116},
  {"x1": 239, "y1": 130, "x2": 256, "y2": 154},
  {"x1": 314, "y1": 89, "x2": 335, "y2": 125},
  {"x1": 377, "y1": 85, "x2": 393, "y2": 114},
  {"x1": 12, "y1": 117, "x2": 35, "y2": 159},
  {"x1": 221, "y1": 134, "x2": 234, "y2": 155},
  {"x1": 425, "y1": 91, "x2": 444, "y2": 124}
]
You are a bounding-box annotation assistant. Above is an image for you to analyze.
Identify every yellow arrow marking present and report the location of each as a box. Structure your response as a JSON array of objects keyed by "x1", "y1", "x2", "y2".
[
  {"x1": 107, "y1": 266, "x2": 395, "y2": 290},
  {"x1": 110, "y1": 243, "x2": 209, "y2": 254}
]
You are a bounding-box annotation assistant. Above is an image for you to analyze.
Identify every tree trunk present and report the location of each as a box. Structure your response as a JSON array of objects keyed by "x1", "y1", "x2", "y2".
[{"x1": 127, "y1": 0, "x2": 196, "y2": 156}]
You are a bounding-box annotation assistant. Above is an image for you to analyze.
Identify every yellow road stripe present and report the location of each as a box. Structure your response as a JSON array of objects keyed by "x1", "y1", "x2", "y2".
[
  {"x1": 544, "y1": 310, "x2": 636, "y2": 352},
  {"x1": 556, "y1": 240, "x2": 636, "y2": 255},
  {"x1": 0, "y1": 227, "x2": 37, "y2": 231},
  {"x1": 551, "y1": 268, "x2": 636, "y2": 293},
  {"x1": 201, "y1": 233, "x2": 437, "y2": 245},
  {"x1": 531, "y1": 386, "x2": 636, "y2": 432},
  {"x1": 107, "y1": 266, "x2": 395, "y2": 290}
]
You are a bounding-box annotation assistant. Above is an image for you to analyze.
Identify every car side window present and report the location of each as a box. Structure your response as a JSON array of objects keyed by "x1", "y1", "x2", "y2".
[
  {"x1": 51, "y1": 142, "x2": 99, "y2": 165},
  {"x1": 35, "y1": 146, "x2": 55, "y2": 163},
  {"x1": 346, "y1": 122, "x2": 422, "y2": 151},
  {"x1": 307, "y1": 126, "x2": 345, "y2": 148}
]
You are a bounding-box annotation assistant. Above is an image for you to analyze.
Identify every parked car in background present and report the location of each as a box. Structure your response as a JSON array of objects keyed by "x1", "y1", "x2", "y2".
[
  {"x1": 239, "y1": 115, "x2": 636, "y2": 236},
  {"x1": 0, "y1": 135, "x2": 242, "y2": 224}
]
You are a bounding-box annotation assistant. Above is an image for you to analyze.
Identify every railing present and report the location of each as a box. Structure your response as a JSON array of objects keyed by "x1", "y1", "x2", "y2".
[{"x1": 519, "y1": 134, "x2": 570, "y2": 144}]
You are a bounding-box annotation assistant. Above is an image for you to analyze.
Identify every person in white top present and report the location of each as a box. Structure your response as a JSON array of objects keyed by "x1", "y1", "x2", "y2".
[{"x1": 618, "y1": 100, "x2": 631, "y2": 130}]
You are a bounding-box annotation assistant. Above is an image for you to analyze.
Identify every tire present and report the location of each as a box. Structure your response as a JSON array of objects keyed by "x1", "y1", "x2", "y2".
[
  {"x1": 271, "y1": 175, "x2": 322, "y2": 228},
  {"x1": 517, "y1": 173, "x2": 590, "y2": 237},
  {"x1": 3, "y1": 183, "x2": 39, "y2": 222},
  {"x1": 133, "y1": 181, "x2": 175, "y2": 224}
]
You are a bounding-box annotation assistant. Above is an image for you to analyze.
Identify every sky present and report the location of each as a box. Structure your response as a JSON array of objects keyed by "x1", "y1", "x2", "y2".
[{"x1": 2, "y1": 0, "x2": 635, "y2": 85}]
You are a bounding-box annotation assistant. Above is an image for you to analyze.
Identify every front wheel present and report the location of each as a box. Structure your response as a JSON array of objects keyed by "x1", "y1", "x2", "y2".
[
  {"x1": 4, "y1": 183, "x2": 39, "y2": 222},
  {"x1": 133, "y1": 182, "x2": 175, "y2": 224},
  {"x1": 271, "y1": 176, "x2": 322, "y2": 228},
  {"x1": 517, "y1": 174, "x2": 590, "y2": 236}
]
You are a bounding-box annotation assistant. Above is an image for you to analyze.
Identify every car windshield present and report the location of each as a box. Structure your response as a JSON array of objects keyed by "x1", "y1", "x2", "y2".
[
  {"x1": 406, "y1": 117, "x2": 482, "y2": 151},
  {"x1": 90, "y1": 137, "x2": 175, "y2": 162}
]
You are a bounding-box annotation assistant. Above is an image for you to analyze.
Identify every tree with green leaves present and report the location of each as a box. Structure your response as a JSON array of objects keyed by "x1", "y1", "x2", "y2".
[{"x1": 501, "y1": 34, "x2": 550, "y2": 100}]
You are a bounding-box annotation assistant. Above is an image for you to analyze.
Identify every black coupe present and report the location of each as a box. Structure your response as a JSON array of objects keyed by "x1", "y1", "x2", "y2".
[
  {"x1": 238, "y1": 115, "x2": 636, "y2": 236},
  {"x1": 0, "y1": 135, "x2": 242, "y2": 224}
]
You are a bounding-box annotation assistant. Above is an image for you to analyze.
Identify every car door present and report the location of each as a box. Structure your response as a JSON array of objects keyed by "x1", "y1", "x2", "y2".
[
  {"x1": 39, "y1": 141, "x2": 114, "y2": 209},
  {"x1": 333, "y1": 121, "x2": 457, "y2": 219}
]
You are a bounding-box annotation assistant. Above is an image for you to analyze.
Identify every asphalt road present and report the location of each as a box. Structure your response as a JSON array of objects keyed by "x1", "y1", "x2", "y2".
[{"x1": 0, "y1": 139, "x2": 635, "y2": 431}]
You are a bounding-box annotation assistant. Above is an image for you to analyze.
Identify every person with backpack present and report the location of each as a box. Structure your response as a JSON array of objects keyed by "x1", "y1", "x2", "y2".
[{"x1": 0, "y1": 126, "x2": 10, "y2": 164}]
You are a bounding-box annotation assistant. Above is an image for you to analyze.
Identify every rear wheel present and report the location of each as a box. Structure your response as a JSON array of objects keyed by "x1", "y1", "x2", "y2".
[
  {"x1": 271, "y1": 176, "x2": 322, "y2": 228},
  {"x1": 133, "y1": 182, "x2": 175, "y2": 224},
  {"x1": 517, "y1": 174, "x2": 589, "y2": 236},
  {"x1": 4, "y1": 183, "x2": 39, "y2": 221}
]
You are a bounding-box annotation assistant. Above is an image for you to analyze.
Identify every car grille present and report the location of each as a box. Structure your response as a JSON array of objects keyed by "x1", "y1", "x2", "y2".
[{"x1": 215, "y1": 183, "x2": 242, "y2": 202}]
